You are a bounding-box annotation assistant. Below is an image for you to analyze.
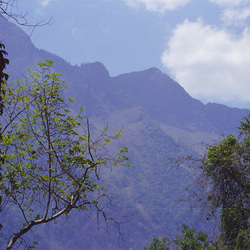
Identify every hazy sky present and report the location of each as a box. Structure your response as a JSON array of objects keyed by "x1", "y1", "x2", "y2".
[{"x1": 14, "y1": 0, "x2": 250, "y2": 108}]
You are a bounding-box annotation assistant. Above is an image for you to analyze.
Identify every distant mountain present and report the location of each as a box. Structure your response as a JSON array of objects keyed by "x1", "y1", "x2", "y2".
[
  {"x1": 1, "y1": 14, "x2": 246, "y2": 135},
  {"x1": 0, "y1": 15, "x2": 248, "y2": 249}
]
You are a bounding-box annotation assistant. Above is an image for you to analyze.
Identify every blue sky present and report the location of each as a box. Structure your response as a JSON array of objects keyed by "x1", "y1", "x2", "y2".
[{"x1": 14, "y1": 0, "x2": 250, "y2": 108}]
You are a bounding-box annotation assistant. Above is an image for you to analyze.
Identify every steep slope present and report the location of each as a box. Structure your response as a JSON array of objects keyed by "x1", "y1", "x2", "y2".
[
  {"x1": 112, "y1": 68, "x2": 205, "y2": 129},
  {"x1": 0, "y1": 16, "x2": 249, "y2": 249},
  {"x1": 111, "y1": 68, "x2": 247, "y2": 134},
  {"x1": 1, "y1": 14, "x2": 246, "y2": 137}
]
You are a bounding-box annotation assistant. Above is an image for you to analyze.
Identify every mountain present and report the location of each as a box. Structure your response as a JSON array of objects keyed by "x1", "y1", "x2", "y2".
[{"x1": 0, "y1": 15, "x2": 248, "y2": 249}]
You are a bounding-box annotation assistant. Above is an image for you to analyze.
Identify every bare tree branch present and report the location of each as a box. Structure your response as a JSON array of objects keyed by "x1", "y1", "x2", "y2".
[{"x1": 0, "y1": 0, "x2": 52, "y2": 35}]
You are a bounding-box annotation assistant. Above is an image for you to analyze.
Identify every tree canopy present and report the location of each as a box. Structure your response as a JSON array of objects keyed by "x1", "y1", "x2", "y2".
[
  {"x1": 145, "y1": 224, "x2": 214, "y2": 250},
  {"x1": 147, "y1": 112, "x2": 250, "y2": 249},
  {"x1": 0, "y1": 60, "x2": 129, "y2": 249},
  {"x1": 198, "y1": 114, "x2": 250, "y2": 247},
  {"x1": 0, "y1": 42, "x2": 9, "y2": 116}
]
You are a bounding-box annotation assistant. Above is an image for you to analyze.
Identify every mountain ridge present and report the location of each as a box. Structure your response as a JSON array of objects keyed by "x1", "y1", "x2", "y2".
[
  {"x1": 0, "y1": 16, "x2": 249, "y2": 249},
  {"x1": 1, "y1": 14, "x2": 247, "y2": 137}
]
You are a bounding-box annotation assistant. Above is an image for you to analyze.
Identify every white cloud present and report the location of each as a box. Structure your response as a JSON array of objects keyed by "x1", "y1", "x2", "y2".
[
  {"x1": 124, "y1": 0, "x2": 191, "y2": 12},
  {"x1": 221, "y1": 7, "x2": 250, "y2": 26},
  {"x1": 161, "y1": 19, "x2": 250, "y2": 105},
  {"x1": 209, "y1": 0, "x2": 249, "y2": 7}
]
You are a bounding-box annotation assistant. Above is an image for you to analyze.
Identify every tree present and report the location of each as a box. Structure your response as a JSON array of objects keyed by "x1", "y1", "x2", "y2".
[
  {"x1": 0, "y1": 42, "x2": 9, "y2": 116},
  {"x1": 145, "y1": 224, "x2": 214, "y2": 250},
  {"x1": 235, "y1": 229, "x2": 250, "y2": 249},
  {"x1": 0, "y1": 40, "x2": 9, "y2": 219},
  {"x1": 1, "y1": 0, "x2": 51, "y2": 112},
  {"x1": 197, "y1": 113, "x2": 250, "y2": 248},
  {"x1": 1, "y1": 0, "x2": 51, "y2": 216},
  {"x1": 0, "y1": 1, "x2": 51, "y2": 29},
  {"x1": 0, "y1": 60, "x2": 129, "y2": 249},
  {"x1": 147, "y1": 113, "x2": 250, "y2": 249},
  {"x1": 173, "y1": 224, "x2": 214, "y2": 250},
  {"x1": 144, "y1": 236, "x2": 170, "y2": 250}
]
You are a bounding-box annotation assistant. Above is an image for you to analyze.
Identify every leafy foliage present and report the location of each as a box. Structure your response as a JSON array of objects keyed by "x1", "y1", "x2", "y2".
[
  {"x1": 196, "y1": 112, "x2": 250, "y2": 247},
  {"x1": 0, "y1": 60, "x2": 129, "y2": 249},
  {"x1": 147, "y1": 112, "x2": 250, "y2": 249},
  {"x1": 235, "y1": 229, "x2": 250, "y2": 249},
  {"x1": 0, "y1": 41, "x2": 9, "y2": 116},
  {"x1": 0, "y1": 41, "x2": 9, "y2": 232},
  {"x1": 144, "y1": 236, "x2": 170, "y2": 250},
  {"x1": 145, "y1": 224, "x2": 214, "y2": 250},
  {"x1": 173, "y1": 224, "x2": 214, "y2": 250}
]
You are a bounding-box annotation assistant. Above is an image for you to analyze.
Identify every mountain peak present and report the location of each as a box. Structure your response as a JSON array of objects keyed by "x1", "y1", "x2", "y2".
[
  {"x1": 80, "y1": 62, "x2": 109, "y2": 76},
  {"x1": 145, "y1": 67, "x2": 161, "y2": 73}
]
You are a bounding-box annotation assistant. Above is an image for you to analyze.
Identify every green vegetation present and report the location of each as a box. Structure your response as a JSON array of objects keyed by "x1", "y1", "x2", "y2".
[
  {"x1": 145, "y1": 224, "x2": 214, "y2": 250},
  {"x1": 198, "y1": 113, "x2": 250, "y2": 248},
  {"x1": 0, "y1": 41, "x2": 9, "y2": 116},
  {"x1": 173, "y1": 224, "x2": 214, "y2": 250},
  {"x1": 0, "y1": 60, "x2": 128, "y2": 249},
  {"x1": 147, "y1": 112, "x2": 250, "y2": 249},
  {"x1": 144, "y1": 236, "x2": 170, "y2": 250},
  {"x1": 0, "y1": 41, "x2": 9, "y2": 232},
  {"x1": 1, "y1": 8, "x2": 249, "y2": 248}
]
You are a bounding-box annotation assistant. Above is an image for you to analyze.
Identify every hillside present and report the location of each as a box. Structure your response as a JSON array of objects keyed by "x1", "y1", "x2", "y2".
[{"x1": 0, "y1": 15, "x2": 248, "y2": 249}]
